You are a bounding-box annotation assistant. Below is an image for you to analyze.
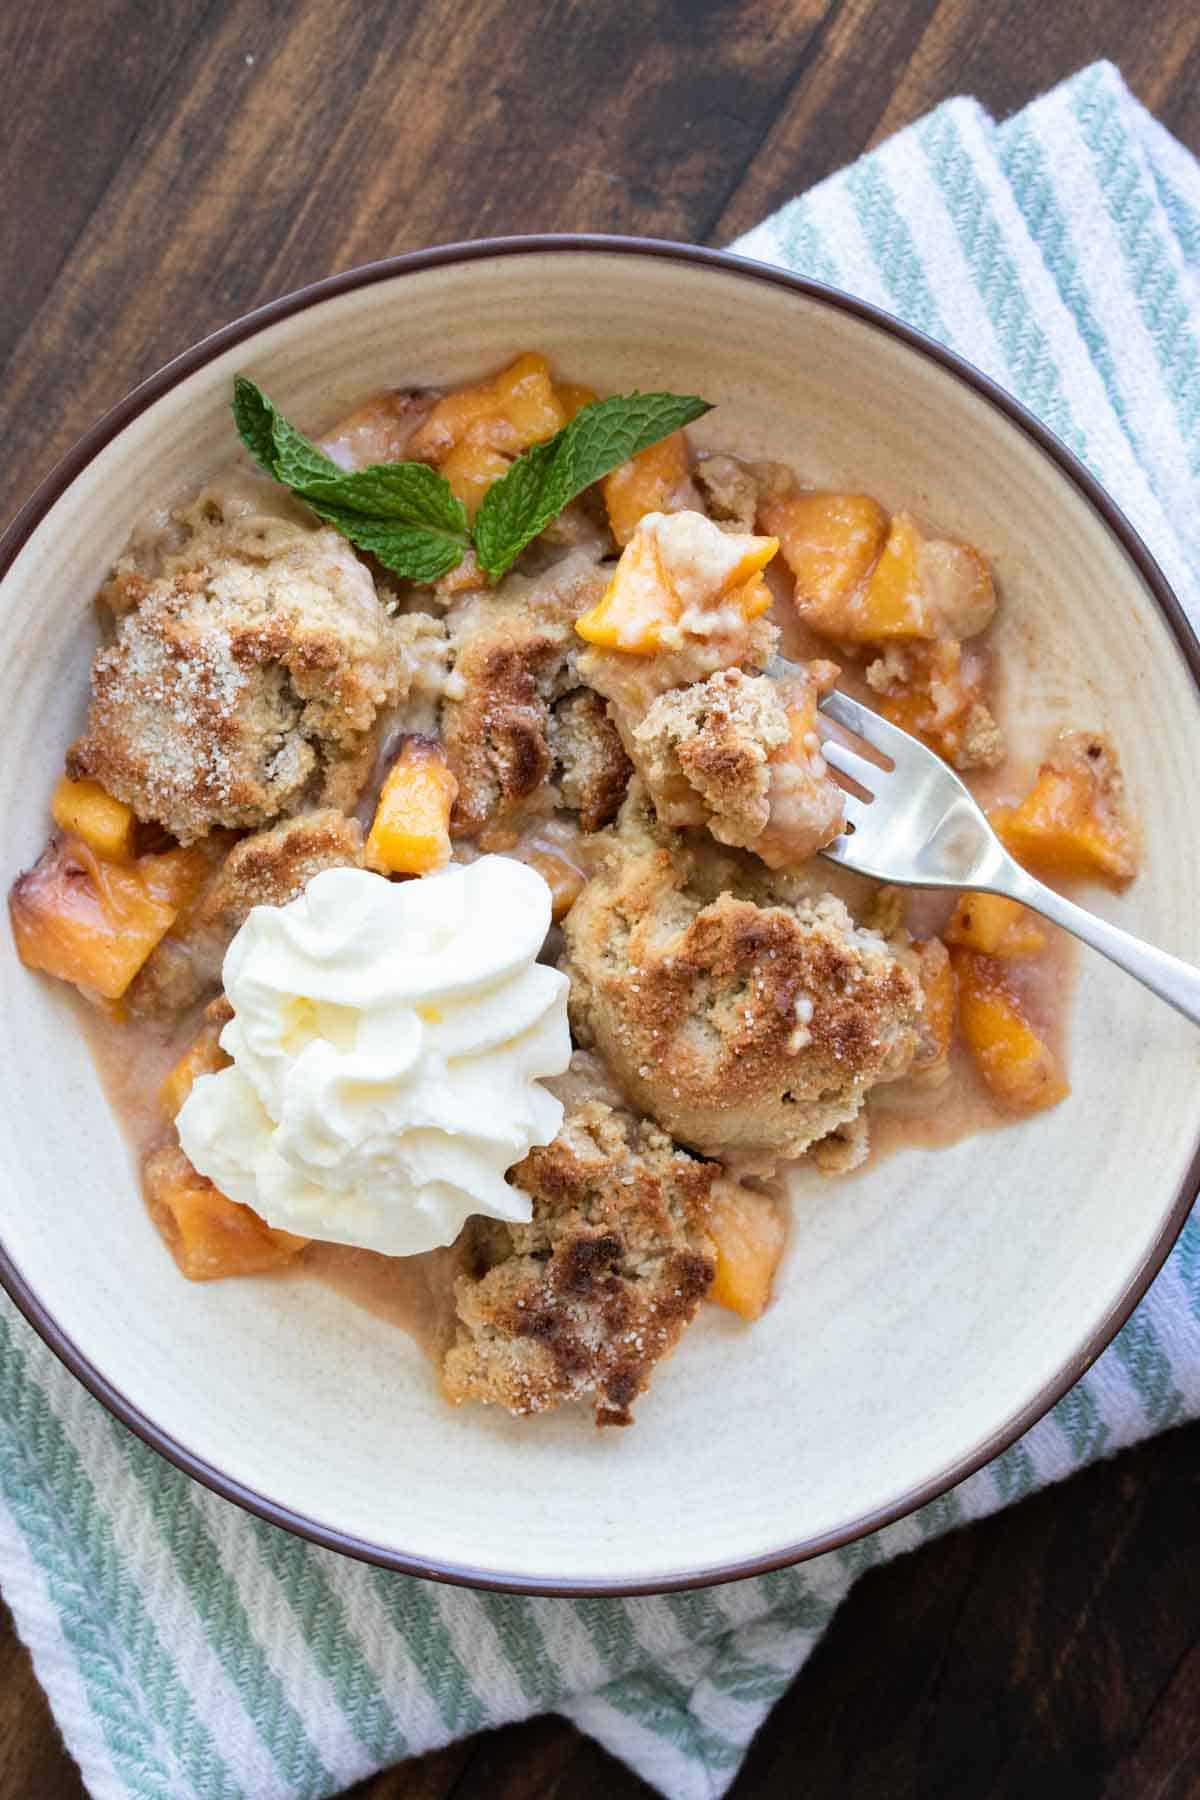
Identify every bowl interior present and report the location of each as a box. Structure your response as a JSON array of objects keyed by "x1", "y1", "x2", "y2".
[{"x1": 3, "y1": 246, "x2": 1199, "y2": 1590}]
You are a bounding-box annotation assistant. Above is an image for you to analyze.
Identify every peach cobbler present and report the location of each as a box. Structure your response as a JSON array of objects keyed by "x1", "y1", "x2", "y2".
[{"x1": 9, "y1": 353, "x2": 1141, "y2": 1425}]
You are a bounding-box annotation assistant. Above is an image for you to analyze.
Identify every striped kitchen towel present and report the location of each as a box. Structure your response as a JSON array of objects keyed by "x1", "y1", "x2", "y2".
[{"x1": 2, "y1": 58, "x2": 1199, "y2": 1800}]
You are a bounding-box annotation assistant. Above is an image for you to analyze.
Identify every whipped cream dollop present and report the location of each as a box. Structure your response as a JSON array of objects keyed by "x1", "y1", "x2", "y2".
[{"x1": 176, "y1": 858, "x2": 570, "y2": 1256}]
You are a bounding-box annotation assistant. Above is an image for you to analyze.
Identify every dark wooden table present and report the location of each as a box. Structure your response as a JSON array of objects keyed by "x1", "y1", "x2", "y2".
[{"x1": 3, "y1": 3, "x2": 1199, "y2": 1795}]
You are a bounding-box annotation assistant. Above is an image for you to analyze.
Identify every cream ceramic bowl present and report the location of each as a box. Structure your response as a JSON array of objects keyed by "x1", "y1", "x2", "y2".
[{"x1": 2, "y1": 239, "x2": 1199, "y2": 1594}]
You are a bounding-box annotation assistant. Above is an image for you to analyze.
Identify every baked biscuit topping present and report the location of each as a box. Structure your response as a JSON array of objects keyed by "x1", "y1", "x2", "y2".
[
  {"x1": 443, "y1": 1101, "x2": 715, "y2": 1425},
  {"x1": 71, "y1": 490, "x2": 432, "y2": 842},
  {"x1": 563, "y1": 788, "x2": 922, "y2": 1166}
]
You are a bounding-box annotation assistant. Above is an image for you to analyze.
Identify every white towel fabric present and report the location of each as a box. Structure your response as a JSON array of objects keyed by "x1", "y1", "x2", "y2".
[{"x1": 1, "y1": 60, "x2": 1198, "y2": 1800}]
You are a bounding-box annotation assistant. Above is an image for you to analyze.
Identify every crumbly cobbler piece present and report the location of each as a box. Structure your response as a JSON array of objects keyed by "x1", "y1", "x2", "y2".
[
  {"x1": 443, "y1": 1100, "x2": 715, "y2": 1426},
  {"x1": 631, "y1": 662, "x2": 844, "y2": 865},
  {"x1": 562, "y1": 787, "x2": 922, "y2": 1166},
  {"x1": 865, "y1": 640, "x2": 1003, "y2": 772},
  {"x1": 548, "y1": 689, "x2": 632, "y2": 831},
  {"x1": 127, "y1": 809, "x2": 363, "y2": 1017},
  {"x1": 440, "y1": 547, "x2": 608, "y2": 834},
  {"x1": 70, "y1": 483, "x2": 440, "y2": 842},
  {"x1": 694, "y1": 455, "x2": 761, "y2": 532}
]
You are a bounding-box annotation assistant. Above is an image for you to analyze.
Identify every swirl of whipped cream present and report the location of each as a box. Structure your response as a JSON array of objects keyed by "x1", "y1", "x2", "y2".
[{"x1": 176, "y1": 858, "x2": 570, "y2": 1255}]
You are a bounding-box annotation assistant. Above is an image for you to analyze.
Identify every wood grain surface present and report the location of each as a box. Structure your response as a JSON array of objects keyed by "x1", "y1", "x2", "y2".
[{"x1": 2, "y1": 2, "x2": 1199, "y2": 1795}]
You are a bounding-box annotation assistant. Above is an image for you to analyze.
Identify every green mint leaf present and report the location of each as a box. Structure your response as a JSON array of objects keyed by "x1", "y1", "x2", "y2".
[
  {"x1": 231, "y1": 377, "x2": 468, "y2": 582},
  {"x1": 300, "y1": 502, "x2": 467, "y2": 584},
  {"x1": 299, "y1": 463, "x2": 468, "y2": 536},
  {"x1": 233, "y1": 375, "x2": 342, "y2": 487},
  {"x1": 232, "y1": 375, "x2": 284, "y2": 477},
  {"x1": 471, "y1": 436, "x2": 564, "y2": 581},
  {"x1": 473, "y1": 389, "x2": 712, "y2": 581}
]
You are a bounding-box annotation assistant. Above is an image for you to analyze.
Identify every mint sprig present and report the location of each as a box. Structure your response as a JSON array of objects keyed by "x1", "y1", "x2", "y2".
[
  {"x1": 231, "y1": 375, "x2": 712, "y2": 587},
  {"x1": 473, "y1": 390, "x2": 711, "y2": 580},
  {"x1": 232, "y1": 377, "x2": 469, "y2": 583}
]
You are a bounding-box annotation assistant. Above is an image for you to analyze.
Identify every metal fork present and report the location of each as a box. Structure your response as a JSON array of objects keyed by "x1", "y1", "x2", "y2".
[{"x1": 817, "y1": 687, "x2": 1200, "y2": 1028}]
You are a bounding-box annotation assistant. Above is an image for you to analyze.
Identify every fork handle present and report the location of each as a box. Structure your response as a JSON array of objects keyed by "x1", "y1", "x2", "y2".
[{"x1": 1000, "y1": 867, "x2": 1200, "y2": 1028}]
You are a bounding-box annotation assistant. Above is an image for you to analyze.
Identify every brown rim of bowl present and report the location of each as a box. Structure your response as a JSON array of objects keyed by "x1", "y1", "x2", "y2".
[{"x1": 2, "y1": 233, "x2": 1198, "y2": 1597}]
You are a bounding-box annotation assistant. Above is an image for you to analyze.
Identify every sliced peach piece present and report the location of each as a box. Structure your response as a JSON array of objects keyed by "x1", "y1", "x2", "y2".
[
  {"x1": 729, "y1": 572, "x2": 774, "y2": 621},
  {"x1": 556, "y1": 381, "x2": 597, "y2": 420},
  {"x1": 953, "y1": 950, "x2": 1069, "y2": 1113},
  {"x1": 365, "y1": 737, "x2": 459, "y2": 876},
  {"x1": 144, "y1": 1145, "x2": 308, "y2": 1281},
  {"x1": 578, "y1": 514, "x2": 777, "y2": 653},
  {"x1": 439, "y1": 440, "x2": 511, "y2": 519},
  {"x1": 407, "y1": 351, "x2": 566, "y2": 462},
  {"x1": 603, "y1": 431, "x2": 694, "y2": 547},
  {"x1": 521, "y1": 848, "x2": 585, "y2": 921},
  {"x1": 945, "y1": 891, "x2": 1046, "y2": 957},
  {"x1": 988, "y1": 732, "x2": 1138, "y2": 887},
  {"x1": 707, "y1": 1180, "x2": 787, "y2": 1320},
  {"x1": 650, "y1": 513, "x2": 778, "y2": 603},
  {"x1": 50, "y1": 775, "x2": 135, "y2": 862},
  {"x1": 911, "y1": 936, "x2": 956, "y2": 1074},
  {"x1": 575, "y1": 529, "x2": 679, "y2": 652},
  {"x1": 847, "y1": 512, "x2": 937, "y2": 641},
  {"x1": 159, "y1": 1023, "x2": 231, "y2": 1121},
  {"x1": 758, "y1": 490, "x2": 888, "y2": 631},
  {"x1": 10, "y1": 837, "x2": 207, "y2": 1000}
]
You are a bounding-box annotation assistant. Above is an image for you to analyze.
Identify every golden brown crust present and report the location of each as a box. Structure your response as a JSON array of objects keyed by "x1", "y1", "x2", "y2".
[
  {"x1": 562, "y1": 788, "x2": 922, "y2": 1164},
  {"x1": 196, "y1": 809, "x2": 363, "y2": 934},
  {"x1": 549, "y1": 689, "x2": 632, "y2": 831},
  {"x1": 441, "y1": 548, "x2": 607, "y2": 835},
  {"x1": 629, "y1": 663, "x2": 846, "y2": 865},
  {"x1": 126, "y1": 810, "x2": 363, "y2": 1018},
  {"x1": 442, "y1": 1101, "x2": 715, "y2": 1426},
  {"x1": 71, "y1": 490, "x2": 431, "y2": 843},
  {"x1": 633, "y1": 668, "x2": 787, "y2": 843}
]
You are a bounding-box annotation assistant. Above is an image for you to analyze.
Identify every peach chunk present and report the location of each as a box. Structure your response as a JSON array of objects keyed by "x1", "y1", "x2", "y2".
[
  {"x1": 555, "y1": 381, "x2": 597, "y2": 420},
  {"x1": 849, "y1": 512, "x2": 938, "y2": 641},
  {"x1": 51, "y1": 775, "x2": 135, "y2": 862},
  {"x1": 989, "y1": 732, "x2": 1138, "y2": 887},
  {"x1": 576, "y1": 527, "x2": 677, "y2": 651},
  {"x1": 159, "y1": 1022, "x2": 231, "y2": 1121},
  {"x1": 407, "y1": 351, "x2": 567, "y2": 463},
  {"x1": 603, "y1": 431, "x2": 696, "y2": 547},
  {"x1": 520, "y1": 847, "x2": 585, "y2": 921},
  {"x1": 758, "y1": 490, "x2": 888, "y2": 633},
  {"x1": 144, "y1": 1145, "x2": 308, "y2": 1281},
  {"x1": 10, "y1": 837, "x2": 207, "y2": 1000},
  {"x1": 953, "y1": 950, "x2": 1068, "y2": 1114},
  {"x1": 911, "y1": 936, "x2": 956, "y2": 1076},
  {"x1": 438, "y1": 440, "x2": 512, "y2": 519},
  {"x1": 707, "y1": 1179, "x2": 788, "y2": 1320},
  {"x1": 365, "y1": 737, "x2": 459, "y2": 876},
  {"x1": 945, "y1": 891, "x2": 1045, "y2": 957},
  {"x1": 771, "y1": 499, "x2": 997, "y2": 649},
  {"x1": 576, "y1": 512, "x2": 779, "y2": 654}
]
